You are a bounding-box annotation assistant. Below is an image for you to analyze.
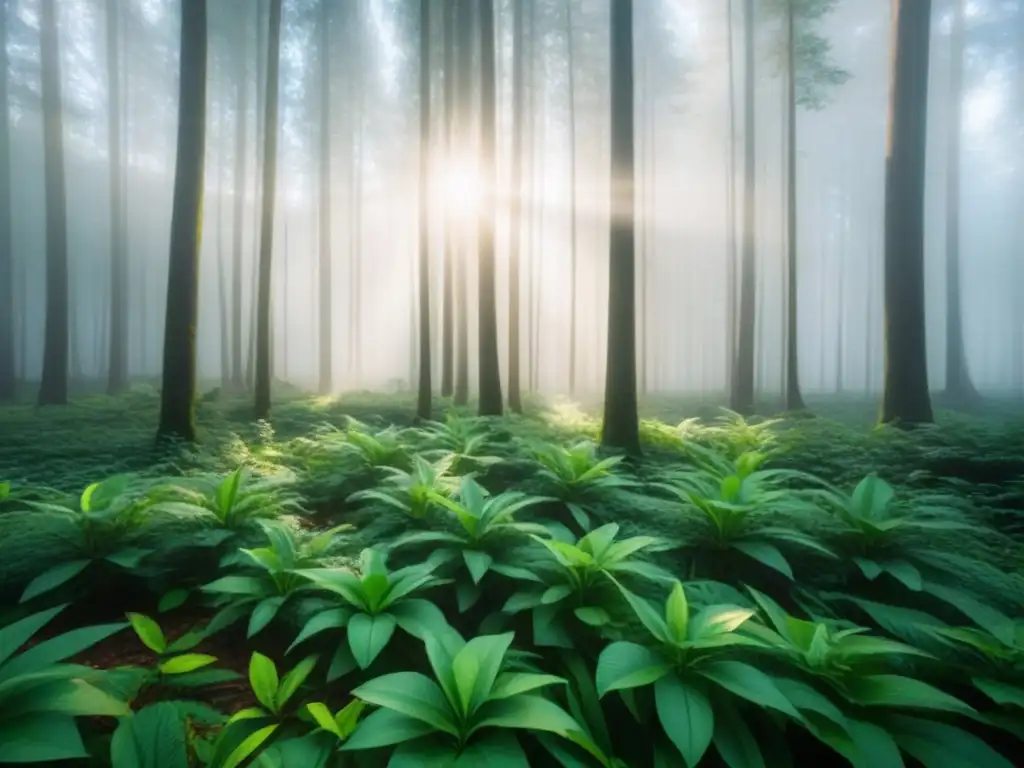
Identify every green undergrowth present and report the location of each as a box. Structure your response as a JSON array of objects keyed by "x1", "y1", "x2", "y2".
[{"x1": 0, "y1": 389, "x2": 1023, "y2": 766}]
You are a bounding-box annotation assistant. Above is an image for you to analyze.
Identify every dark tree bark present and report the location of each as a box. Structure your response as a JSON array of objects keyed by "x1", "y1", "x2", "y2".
[
  {"x1": 783, "y1": 0, "x2": 805, "y2": 411},
  {"x1": 943, "y1": 0, "x2": 979, "y2": 406},
  {"x1": 440, "y1": 0, "x2": 456, "y2": 398},
  {"x1": 157, "y1": 0, "x2": 207, "y2": 442},
  {"x1": 105, "y1": 0, "x2": 128, "y2": 395},
  {"x1": 416, "y1": 0, "x2": 433, "y2": 421},
  {"x1": 230, "y1": 16, "x2": 248, "y2": 391},
  {"x1": 452, "y1": 0, "x2": 471, "y2": 407},
  {"x1": 317, "y1": 0, "x2": 333, "y2": 395},
  {"x1": 38, "y1": 0, "x2": 70, "y2": 406},
  {"x1": 477, "y1": 0, "x2": 503, "y2": 416},
  {"x1": 881, "y1": 0, "x2": 934, "y2": 426},
  {"x1": 507, "y1": 0, "x2": 525, "y2": 413},
  {"x1": 566, "y1": 0, "x2": 579, "y2": 396},
  {"x1": 0, "y1": 0, "x2": 13, "y2": 402},
  {"x1": 729, "y1": 0, "x2": 757, "y2": 416},
  {"x1": 253, "y1": 0, "x2": 283, "y2": 420},
  {"x1": 601, "y1": 0, "x2": 640, "y2": 454}
]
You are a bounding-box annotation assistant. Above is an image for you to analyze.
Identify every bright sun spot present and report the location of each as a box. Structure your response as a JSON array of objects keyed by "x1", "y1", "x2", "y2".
[{"x1": 438, "y1": 160, "x2": 484, "y2": 217}]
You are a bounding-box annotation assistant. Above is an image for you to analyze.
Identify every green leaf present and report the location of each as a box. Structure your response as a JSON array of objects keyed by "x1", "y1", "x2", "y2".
[
  {"x1": 158, "y1": 654, "x2": 217, "y2": 676},
  {"x1": 347, "y1": 612, "x2": 398, "y2": 670},
  {"x1": 0, "y1": 714, "x2": 89, "y2": 763},
  {"x1": 105, "y1": 547, "x2": 153, "y2": 570},
  {"x1": 490, "y1": 672, "x2": 566, "y2": 700},
  {"x1": 307, "y1": 702, "x2": 342, "y2": 737},
  {"x1": 20, "y1": 560, "x2": 92, "y2": 603},
  {"x1": 463, "y1": 550, "x2": 494, "y2": 584},
  {"x1": 880, "y1": 560, "x2": 922, "y2": 592},
  {"x1": 0, "y1": 605, "x2": 65, "y2": 669},
  {"x1": 542, "y1": 585, "x2": 574, "y2": 605},
  {"x1": 221, "y1": 724, "x2": 279, "y2": 768},
  {"x1": 0, "y1": 621, "x2": 127, "y2": 680},
  {"x1": 390, "y1": 598, "x2": 452, "y2": 640},
  {"x1": 110, "y1": 701, "x2": 189, "y2": 768},
  {"x1": 732, "y1": 541, "x2": 793, "y2": 579},
  {"x1": 711, "y1": 697, "x2": 765, "y2": 768},
  {"x1": 973, "y1": 677, "x2": 1024, "y2": 709},
  {"x1": 328, "y1": 644, "x2": 357, "y2": 682},
  {"x1": 595, "y1": 642, "x2": 672, "y2": 696},
  {"x1": 288, "y1": 608, "x2": 350, "y2": 652},
  {"x1": 248, "y1": 597, "x2": 287, "y2": 638},
  {"x1": 276, "y1": 655, "x2": 319, "y2": 710},
  {"x1": 698, "y1": 661, "x2": 800, "y2": 719},
  {"x1": 351, "y1": 671, "x2": 457, "y2": 736},
  {"x1": 471, "y1": 694, "x2": 583, "y2": 738},
  {"x1": 341, "y1": 707, "x2": 438, "y2": 751},
  {"x1": 248, "y1": 653, "x2": 279, "y2": 713},
  {"x1": 844, "y1": 675, "x2": 976, "y2": 717},
  {"x1": 202, "y1": 576, "x2": 268, "y2": 597},
  {"x1": 612, "y1": 582, "x2": 670, "y2": 643},
  {"x1": 574, "y1": 607, "x2": 611, "y2": 626},
  {"x1": 655, "y1": 676, "x2": 713, "y2": 767},
  {"x1": 665, "y1": 582, "x2": 689, "y2": 643},
  {"x1": 128, "y1": 613, "x2": 167, "y2": 655},
  {"x1": 157, "y1": 589, "x2": 189, "y2": 614},
  {"x1": 889, "y1": 714, "x2": 1016, "y2": 768}
]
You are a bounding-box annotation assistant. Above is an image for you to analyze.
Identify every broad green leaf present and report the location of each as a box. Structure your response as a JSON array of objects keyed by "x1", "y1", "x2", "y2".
[
  {"x1": 880, "y1": 560, "x2": 922, "y2": 592},
  {"x1": 276, "y1": 655, "x2": 319, "y2": 710},
  {"x1": 654, "y1": 676, "x2": 713, "y2": 767},
  {"x1": 711, "y1": 697, "x2": 765, "y2": 768},
  {"x1": 328, "y1": 644, "x2": 357, "y2": 682},
  {"x1": 128, "y1": 613, "x2": 167, "y2": 655},
  {"x1": 490, "y1": 672, "x2": 566, "y2": 701},
  {"x1": 889, "y1": 714, "x2": 1015, "y2": 768},
  {"x1": 0, "y1": 621, "x2": 127, "y2": 681},
  {"x1": 341, "y1": 707, "x2": 438, "y2": 751},
  {"x1": 0, "y1": 605, "x2": 65, "y2": 669},
  {"x1": 0, "y1": 713, "x2": 89, "y2": 763},
  {"x1": 248, "y1": 653, "x2": 279, "y2": 712},
  {"x1": 844, "y1": 674, "x2": 975, "y2": 717},
  {"x1": 347, "y1": 612, "x2": 398, "y2": 670},
  {"x1": 109, "y1": 701, "x2": 189, "y2": 768},
  {"x1": 612, "y1": 582, "x2": 670, "y2": 643},
  {"x1": 221, "y1": 724, "x2": 279, "y2": 768},
  {"x1": 157, "y1": 589, "x2": 189, "y2": 614},
  {"x1": 471, "y1": 694, "x2": 582, "y2": 738},
  {"x1": 20, "y1": 560, "x2": 92, "y2": 603},
  {"x1": 248, "y1": 597, "x2": 287, "y2": 638},
  {"x1": 390, "y1": 599, "x2": 451, "y2": 640},
  {"x1": 105, "y1": 548, "x2": 152, "y2": 570},
  {"x1": 158, "y1": 654, "x2": 217, "y2": 676},
  {"x1": 973, "y1": 677, "x2": 1024, "y2": 709},
  {"x1": 460, "y1": 633, "x2": 515, "y2": 714},
  {"x1": 595, "y1": 642, "x2": 672, "y2": 696},
  {"x1": 732, "y1": 542, "x2": 793, "y2": 579},
  {"x1": 306, "y1": 702, "x2": 342, "y2": 737},
  {"x1": 288, "y1": 608, "x2": 350, "y2": 652},
  {"x1": 202, "y1": 576, "x2": 267, "y2": 597},
  {"x1": 542, "y1": 585, "x2": 574, "y2": 605},
  {"x1": 574, "y1": 607, "x2": 611, "y2": 627},
  {"x1": 463, "y1": 550, "x2": 494, "y2": 584},
  {"x1": 352, "y1": 671, "x2": 457, "y2": 735},
  {"x1": 698, "y1": 661, "x2": 800, "y2": 719},
  {"x1": 665, "y1": 582, "x2": 689, "y2": 643}
]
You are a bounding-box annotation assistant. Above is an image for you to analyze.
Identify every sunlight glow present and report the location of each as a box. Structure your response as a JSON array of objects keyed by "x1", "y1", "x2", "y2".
[{"x1": 438, "y1": 160, "x2": 484, "y2": 218}]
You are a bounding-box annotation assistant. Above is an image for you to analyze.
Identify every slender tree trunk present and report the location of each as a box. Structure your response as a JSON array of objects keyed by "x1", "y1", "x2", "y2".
[
  {"x1": 38, "y1": 0, "x2": 70, "y2": 406},
  {"x1": 157, "y1": 0, "x2": 207, "y2": 441},
  {"x1": 440, "y1": 0, "x2": 456, "y2": 397},
  {"x1": 566, "y1": 0, "x2": 579, "y2": 396},
  {"x1": 506, "y1": 0, "x2": 525, "y2": 412},
  {"x1": 253, "y1": 0, "x2": 282, "y2": 420},
  {"x1": 453, "y1": 0, "x2": 472, "y2": 406},
  {"x1": 881, "y1": 0, "x2": 934, "y2": 426},
  {"x1": 729, "y1": 0, "x2": 757, "y2": 415},
  {"x1": 477, "y1": 0, "x2": 503, "y2": 416},
  {"x1": 216, "y1": 143, "x2": 230, "y2": 388},
  {"x1": 105, "y1": 0, "x2": 127, "y2": 395},
  {"x1": 415, "y1": 0, "x2": 433, "y2": 420},
  {"x1": 943, "y1": 0, "x2": 979, "y2": 405},
  {"x1": 601, "y1": 0, "x2": 640, "y2": 453},
  {"x1": 724, "y1": 0, "x2": 738, "y2": 398},
  {"x1": 0, "y1": 0, "x2": 13, "y2": 402},
  {"x1": 784, "y1": 0, "x2": 805, "y2": 411},
  {"x1": 246, "y1": 0, "x2": 268, "y2": 391},
  {"x1": 318, "y1": 0, "x2": 333, "y2": 394},
  {"x1": 230, "y1": 17, "x2": 248, "y2": 390},
  {"x1": 525, "y1": 0, "x2": 536, "y2": 394}
]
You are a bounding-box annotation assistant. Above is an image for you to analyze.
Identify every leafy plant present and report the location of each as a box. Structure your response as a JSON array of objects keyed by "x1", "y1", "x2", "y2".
[
  {"x1": 341, "y1": 631, "x2": 588, "y2": 764},
  {"x1": 337, "y1": 419, "x2": 411, "y2": 472},
  {"x1": 409, "y1": 413, "x2": 506, "y2": 472},
  {"x1": 124, "y1": 613, "x2": 240, "y2": 696},
  {"x1": 346, "y1": 454, "x2": 460, "y2": 520}
]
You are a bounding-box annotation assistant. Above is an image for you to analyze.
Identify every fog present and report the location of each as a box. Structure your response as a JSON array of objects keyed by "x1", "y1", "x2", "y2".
[{"x1": 2, "y1": 0, "x2": 1021, "y2": 404}]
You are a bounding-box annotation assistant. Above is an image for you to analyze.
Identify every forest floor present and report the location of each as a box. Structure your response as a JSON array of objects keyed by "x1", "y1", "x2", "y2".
[{"x1": 0, "y1": 386, "x2": 1022, "y2": 765}]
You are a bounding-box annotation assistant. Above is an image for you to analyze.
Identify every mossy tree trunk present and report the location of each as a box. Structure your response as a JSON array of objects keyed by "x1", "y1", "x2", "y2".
[
  {"x1": 881, "y1": 0, "x2": 934, "y2": 426},
  {"x1": 601, "y1": 0, "x2": 640, "y2": 455},
  {"x1": 157, "y1": 0, "x2": 207, "y2": 442}
]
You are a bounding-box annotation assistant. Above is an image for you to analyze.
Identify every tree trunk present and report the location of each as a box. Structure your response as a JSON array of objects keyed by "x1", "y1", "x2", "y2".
[
  {"x1": 943, "y1": 0, "x2": 979, "y2": 406},
  {"x1": 440, "y1": 0, "x2": 456, "y2": 397},
  {"x1": 253, "y1": 0, "x2": 282, "y2": 420},
  {"x1": 0, "y1": 0, "x2": 13, "y2": 402},
  {"x1": 729, "y1": 0, "x2": 757, "y2": 416},
  {"x1": 452, "y1": 0, "x2": 472, "y2": 407},
  {"x1": 784, "y1": 0, "x2": 805, "y2": 411},
  {"x1": 216, "y1": 137, "x2": 230, "y2": 388},
  {"x1": 317, "y1": 0, "x2": 333, "y2": 394},
  {"x1": 157, "y1": 0, "x2": 207, "y2": 442},
  {"x1": 601, "y1": 0, "x2": 640, "y2": 454},
  {"x1": 230, "y1": 16, "x2": 248, "y2": 391},
  {"x1": 105, "y1": 0, "x2": 128, "y2": 395},
  {"x1": 566, "y1": 0, "x2": 579, "y2": 397},
  {"x1": 508, "y1": 0, "x2": 525, "y2": 412},
  {"x1": 880, "y1": 0, "x2": 934, "y2": 426},
  {"x1": 38, "y1": 0, "x2": 70, "y2": 406},
  {"x1": 477, "y1": 0, "x2": 503, "y2": 416},
  {"x1": 416, "y1": 0, "x2": 433, "y2": 420}
]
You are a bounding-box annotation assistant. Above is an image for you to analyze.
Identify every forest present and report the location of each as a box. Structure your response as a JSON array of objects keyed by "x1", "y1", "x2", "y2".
[{"x1": 0, "y1": 0, "x2": 1022, "y2": 765}]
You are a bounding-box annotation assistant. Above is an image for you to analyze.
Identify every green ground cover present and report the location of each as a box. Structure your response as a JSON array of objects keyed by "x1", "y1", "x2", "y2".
[{"x1": 0, "y1": 389, "x2": 1022, "y2": 766}]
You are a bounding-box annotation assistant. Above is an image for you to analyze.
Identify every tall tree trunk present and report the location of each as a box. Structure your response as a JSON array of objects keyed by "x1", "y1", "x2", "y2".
[
  {"x1": 105, "y1": 0, "x2": 128, "y2": 395},
  {"x1": 230, "y1": 17, "x2": 248, "y2": 390},
  {"x1": 477, "y1": 0, "x2": 503, "y2": 416},
  {"x1": 216, "y1": 140, "x2": 230, "y2": 388},
  {"x1": 416, "y1": 0, "x2": 433, "y2": 421},
  {"x1": 566, "y1": 0, "x2": 579, "y2": 396},
  {"x1": 601, "y1": 0, "x2": 639, "y2": 454},
  {"x1": 881, "y1": 0, "x2": 934, "y2": 426},
  {"x1": 440, "y1": 0, "x2": 456, "y2": 397},
  {"x1": 157, "y1": 0, "x2": 207, "y2": 441},
  {"x1": 246, "y1": 0, "x2": 268, "y2": 391},
  {"x1": 729, "y1": 0, "x2": 757, "y2": 415},
  {"x1": 724, "y1": 0, "x2": 738, "y2": 396},
  {"x1": 317, "y1": 0, "x2": 333, "y2": 394},
  {"x1": 0, "y1": 0, "x2": 13, "y2": 402},
  {"x1": 943, "y1": 0, "x2": 978, "y2": 405},
  {"x1": 38, "y1": 0, "x2": 70, "y2": 406},
  {"x1": 783, "y1": 0, "x2": 805, "y2": 411},
  {"x1": 254, "y1": 0, "x2": 282, "y2": 420},
  {"x1": 508, "y1": 0, "x2": 525, "y2": 413},
  {"x1": 452, "y1": 0, "x2": 471, "y2": 406},
  {"x1": 525, "y1": 0, "x2": 536, "y2": 394}
]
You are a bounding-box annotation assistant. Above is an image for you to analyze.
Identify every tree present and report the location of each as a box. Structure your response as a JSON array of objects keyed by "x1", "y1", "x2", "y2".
[
  {"x1": 601, "y1": 0, "x2": 640, "y2": 454},
  {"x1": 880, "y1": 0, "x2": 934, "y2": 426},
  {"x1": 476, "y1": 0, "x2": 502, "y2": 416},
  {"x1": 783, "y1": 0, "x2": 805, "y2": 411},
  {"x1": 943, "y1": 0, "x2": 980, "y2": 406},
  {"x1": 156, "y1": 0, "x2": 208, "y2": 442},
  {"x1": 37, "y1": 0, "x2": 70, "y2": 407},
  {"x1": 317, "y1": 0, "x2": 333, "y2": 395},
  {"x1": 230, "y1": 14, "x2": 248, "y2": 391},
  {"x1": 507, "y1": 0, "x2": 525, "y2": 413},
  {"x1": 105, "y1": 0, "x2": 128, "y2": 395},
  {"x1": 440, "y1": 0, "x2": 456, "y2": 398},
  {"x1": 452, "y1": 0, "x2": 472, "y2": 407},
  {"x1": 253, "y1": 0, "x2": 283, "y2": 420},
  {"x1": 0, "y1": 0, "x2": 13, "y2": 402},
  {"x1": 416, "y1": 0, "x2": 433, "y2": 421},
  {"x1": 566, "y1": 0, "x2": 579, "y2": 396}
]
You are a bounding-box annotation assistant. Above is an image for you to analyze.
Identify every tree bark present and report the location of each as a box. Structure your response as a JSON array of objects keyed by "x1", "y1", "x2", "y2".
[
  {"x1": 566, "y1": 0, "x2": 579, "y2": 396},
  {"x1": 38, "y1": 0, "x2": 70, "y2": 406},
  {"x1": 508, "y1": 0, "x2": 525, "y2": 412},
  {"x1": 881, "y1": 0, "x2": 934, "y2": 426},
  {"x1": 253, "y1": 0, "x2": 282, "y2": 420},
  {"x1": 784, "y1": 0, "x2": 805, "y2": 411},
  {"x1": 601, "y1": 0, "x2": 640, "y2": 454},
  {"x1": 105, "y1": 0, "x2": 128, "y2": 395},
  {"x1": 440, "y1": 0, "x2": 456, "y2": 397},
  {"x1": 416, "y1": 0, "x2": 433, "y2": 420},
  {"x1": 157, "y1": 0, "x2": 207, "y2": 442},
  {"x1": 453, "y1": 0, "x2": 472, "y2": 406},
  {"x1": 230, "y1": 15, "x2": 248, "y2": 391},
  {"x1": 317, "y1": 0, "x2": 333, "y2": 394},
  {"x1": 0, "y1": 0, "x2": 13, "y2": 402}
]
